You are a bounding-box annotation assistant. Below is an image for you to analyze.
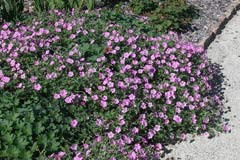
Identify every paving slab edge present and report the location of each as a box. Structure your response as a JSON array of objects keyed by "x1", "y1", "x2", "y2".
[{"x1": 198, "y1": 1, "x2": 240, "y2": 49}]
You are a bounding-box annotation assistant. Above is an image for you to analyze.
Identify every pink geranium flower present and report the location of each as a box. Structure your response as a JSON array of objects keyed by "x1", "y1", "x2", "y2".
[
  {"x1": 173, "y1": 115, "x2": 182, "y2": 123},
  {"x1": 65, "y1": 96, "x2": 73, "y2": 104},
  {"x1": 71, "y1": 119, "x2": 78, "y2": 128},
  {"x1": 107, "y1": 132, "x2": 115, "y2": 139},
  {"x1": 60, "y1": 89, "x2": 67, "y2": 97},
  {"x1": 33, "y1": 83, "x2": 41, "y2": 91}
]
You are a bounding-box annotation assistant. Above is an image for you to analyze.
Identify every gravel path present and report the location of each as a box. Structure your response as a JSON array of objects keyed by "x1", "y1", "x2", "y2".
[
  {"x1": 164, "y1": 10, "x2": 240, "y2": 160},
  {"x1": 183, "y1": 0, "x2": 239, "y2": 43}
]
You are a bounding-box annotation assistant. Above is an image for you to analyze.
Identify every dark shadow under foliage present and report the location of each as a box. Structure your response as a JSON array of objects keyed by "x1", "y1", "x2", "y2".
[{"x1": 209, "y1": 62, "x2": 225, "y2": 100}]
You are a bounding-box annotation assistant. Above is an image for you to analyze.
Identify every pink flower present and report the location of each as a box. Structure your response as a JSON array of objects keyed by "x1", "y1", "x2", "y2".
[
  {"x1": 113, "y1": 98, "x2": 119, "y2": 104},
  {"x1": 147, "y1": 131, "x2": 155, "y2": 139},
  {"x1": 56, "y1": 28, "x2": 61, "y2": 32},
  {"x1": 66, "y1": 24, "x2": 73, "y2": 31},
  {"x1": 2, "y1": 24, "x2": 8, "y2": 29},
  {"x1": 73, "y1": 153, "x2": 83, "y2": 160},
  {"x1": 128, "y1": 151, "x2": 137, "y2": 160},
  {"x1": 91, "y1": 95, "x2": 99, "y2": 101},
  {"x1": 34, "y1": 61, "x2": 40, "y2": 66},
  {"x1": 189, "y1": 105, "x2": 195, "y2": 110},
  {"x1": 181, "y1": 133, "x2": 187, "y2": 140},
  {"x1": 98, "y1": 85, "x2": 106, "y2": 91},
  {"x1": 122, "y1": 99, "x2": 130, "y2": 106},
  {"x1": 86, "y1": 150, "x2": 91, "y2": 157},
  {"x1": 131, "y1": 127, "x2": 139, "y2": 134},
  {"x1": 134, "y1": 144, "x2": 141, "y2": 152},
  {"x1": 49, "y1": 151, "x2": 66, "y2": 160},
  {"x1": 119, "y1": 119, "x2": 125, "y2": 126},
  {"x1": 58, "y1": 151, "x2": 65, "y2": 157},
  {"x1": 123, "y1": 135, "x2": 132, "y2": 144},
  {"x1": 73, "y1": 156, "x2": 83, "y2": 160},
  {"x1": 83, "y1": 143, "x2": 89, "y2": 150},
  {"x1": 140, "y1": 56, "x2": 147, "y2": 62},
  {"x1": 65, "y1": 96, "x2": 73, "y2": 104},
  {"x1": 107, "y1": 132, "x2": 114, "y2": 139},
  {"x1": 33, "y1": 83, "x2": 41, "y2": 91},
  {"x1": 96, "y1": 135, "x2": 102, "y2": 142},
  {"x1": 140, "y1": 119, "x2": 147, "y2": 127},
  {"x1": 1, "y1": 76, "x2": 10, "y2": 83},
  {"x1": 203, "y1": 131, "x2": 209, "y2": 138},
  {"x1": 29, "y1": 76, "x2": 37, "y2": 83},
  {"x1": 173, "y1": 115, "x2": 182, "y2": 123},
  {"x1": 103, "y1": 32, "x2": 110, "y2": 38},
  {"x1": 100, "y1": 100, "x2": 107, "y2": 108},
  {"x1": 102, "y1": 95, "x2": 108, "y2": 101},
  {"x1": 119, "y1": 36, "x2": 124, "y2": 41},
  {"x1": 70, "y1": 144, "x2": 78, "y2": 151},
  {"x1": 68, "y1": 71, "x2": 74, "y2": 77},
  {"x1": 96, "y1": 119, "x2": 103, "y2": 126},
  {"x1": 155, "y1": 143, "x2": 163, "y2": 150},
  {"x1": 70, "y1": 34, "x2": 76, "y2": 39},
  {"x1": 154, "y1": 125, "x2": 161, "y2": 132},
  {"x1": 54, "y1": 93, "x2": 61, "y2": 99},
  {"x1": 60, "y1": 89, "x2": 67, "y2": 97},
  {"x1": 144, "y1": 83, "x2": 152, "y2": 89},
  {"x1": 16, "y1": 83, "x2": 23, "y2": 89},
  {"x1": 148, "y1": 102, "x2": 153, "y2": 108},
  {"x1": 140, "y1": 103, "x2": 147, "y2": 109},
  {"x1": 115, "y1": 126, "x2": 121, "y2": 133},
  {"x1": 107, "y1": 81, "x2": 114, "y2": 88},
  {"x1": 66, "y1": 58, "x2": 74, "y2": 64},
  {"x1": 162, "y1": 42, "x2": 167, "y2": 48},
  {"x1": 30, "y1": 46, "x2": 36, "y2": 52},
  {"x1": 129, "y1": 94, "x2": 135, "y2": 100},
  {"x1": 71, "y1": 119, "x2": 78, "y2": 128}
]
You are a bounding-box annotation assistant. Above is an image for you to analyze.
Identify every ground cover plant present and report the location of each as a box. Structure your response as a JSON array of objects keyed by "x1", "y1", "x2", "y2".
[{"x1": 0, "y1": 9, "x2": 229, "y2": 159}]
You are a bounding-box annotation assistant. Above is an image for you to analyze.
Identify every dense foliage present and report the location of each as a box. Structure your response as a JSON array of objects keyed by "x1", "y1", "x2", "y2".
[
  {"x1": 0, "y1": 0, "x2": 197, "y2": 33},
  {"x1": 0, "y1": 10, "x2": 226, "y2": 160}
]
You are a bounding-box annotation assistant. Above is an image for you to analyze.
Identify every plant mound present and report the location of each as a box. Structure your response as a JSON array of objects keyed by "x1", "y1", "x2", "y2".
[{"x1": 0, "y1": 10, "x2": 223, "y2": 160}]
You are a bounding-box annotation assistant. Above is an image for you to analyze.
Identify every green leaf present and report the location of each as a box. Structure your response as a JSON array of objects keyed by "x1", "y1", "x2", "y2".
[
  {"x1": 2, "y1": 133, "x2": 14, "y2": 144},
  {"x1": 86, "y1": 0, "x2": 94, "y2": 10},
  {"x1": 37, "y1": 135, "x2": 48, "y2": 147},
  {"x1": 20, "y1": 151, "x2": 32, "y2": 160},
  {"x1": 14, "y1": 137, "x2": 29, "y2": 149},
  {"x1": 23, "y1": 124, "x2": 32, "y2": 136},
  {"x1": 7, "y1": 145, "x2": 20, "y2": 158},
  {"x1": 34, "y1": 122, "x2": 45, "y2": 134}
]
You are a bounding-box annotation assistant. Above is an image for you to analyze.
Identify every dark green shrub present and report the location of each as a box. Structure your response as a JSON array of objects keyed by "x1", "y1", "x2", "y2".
[
  {"x1": 0, "y1": 0, "x2": 24, "y2": 21},
  {"x1": 112, "y1": 0, "x2": 198, "y2": 33},
  {"x1": 129, "y1": 0, "x2": 158, "y2": 14},
  {"x1": 148, "y1": 0, "x2": 198, "y2": 32}
]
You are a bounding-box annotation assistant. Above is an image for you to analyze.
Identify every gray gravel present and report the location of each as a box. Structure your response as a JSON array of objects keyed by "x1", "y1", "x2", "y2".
[
  {"x1": 183, "y1": 0, "x2": 237, "y2": 43},
  {"x1": 164, "y1": 10, "x2": 240, "y2": 160}
]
